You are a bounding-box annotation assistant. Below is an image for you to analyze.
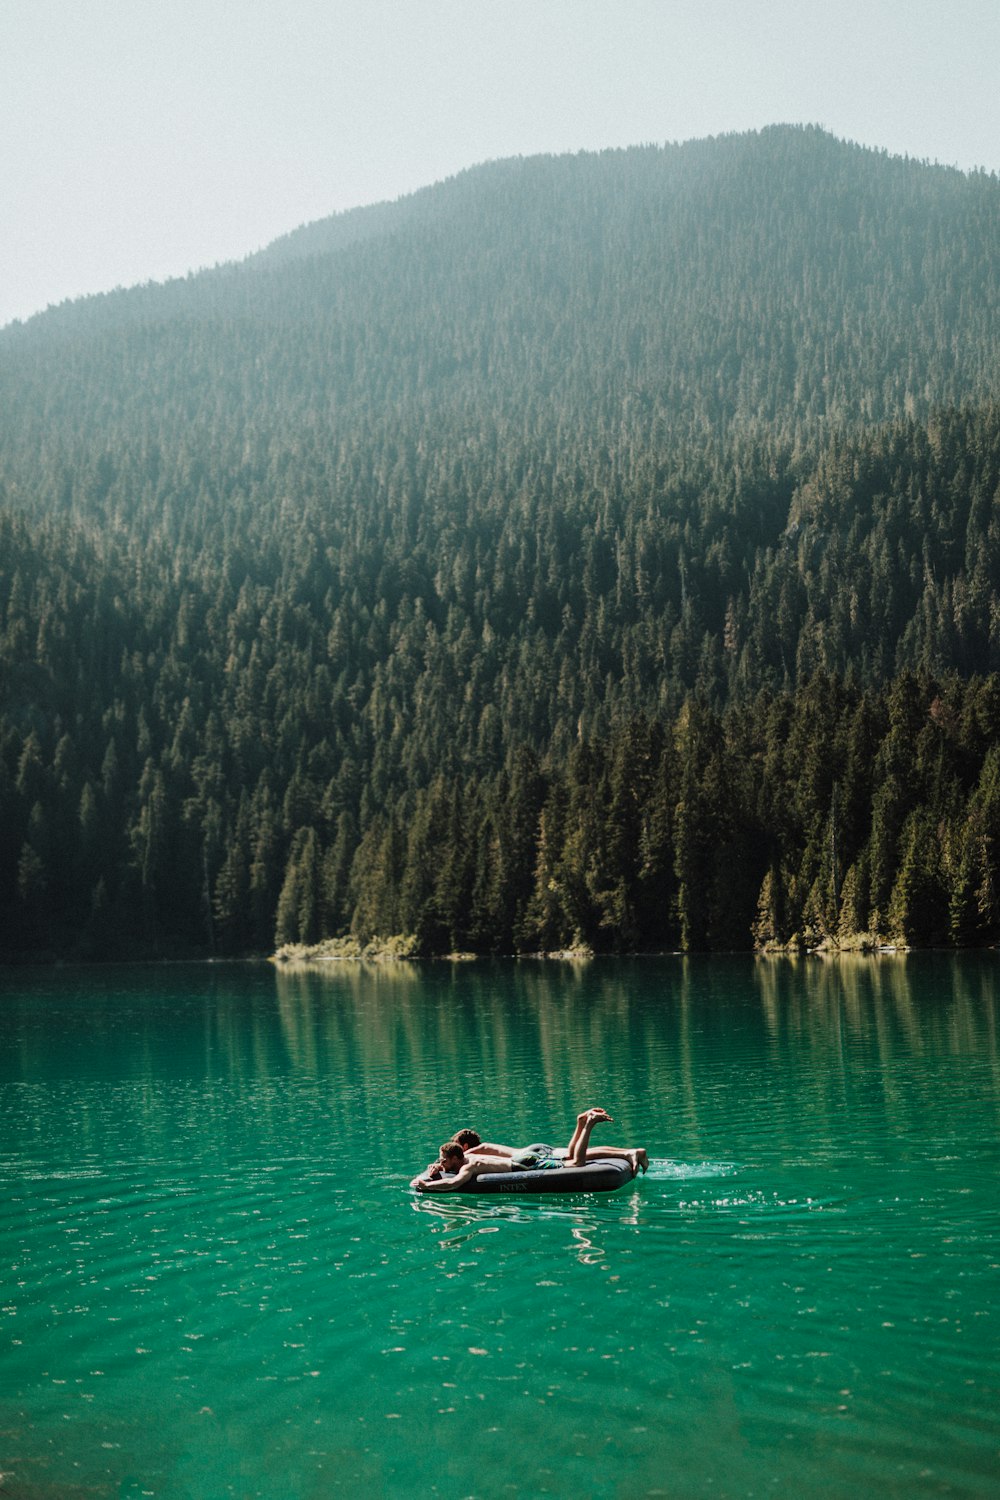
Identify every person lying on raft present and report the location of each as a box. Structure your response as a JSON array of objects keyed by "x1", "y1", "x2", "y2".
[
  {"x1": 414, "y1": 1108, "x2": 637, "y2": 1181},
  {"x1": 411, "y1": 1108, "x2": 644, "y2": 1191},
  {"x1": 449, "y1": 1110, "x2": 647, "y2": 1174},
  {"x1": 414, "y1": 1128, "x2": 522, "y2": 1179}
]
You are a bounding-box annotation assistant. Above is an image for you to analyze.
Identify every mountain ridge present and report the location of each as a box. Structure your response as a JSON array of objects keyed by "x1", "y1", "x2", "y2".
[
  {"x1": 249, "y1": 123, "x2": 992, "y2": 270},
  {"x1": 5, "y1": 123, "x2": 997, "y2": 456}
]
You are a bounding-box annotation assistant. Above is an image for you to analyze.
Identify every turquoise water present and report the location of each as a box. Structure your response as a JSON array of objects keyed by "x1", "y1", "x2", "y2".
[{"x1": 1, "y1": 955, "x2": 998, "y2": 1498}]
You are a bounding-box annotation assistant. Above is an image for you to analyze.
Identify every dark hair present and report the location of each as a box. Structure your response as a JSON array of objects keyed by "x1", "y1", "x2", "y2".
[
  {"x1": 440, "y1": 1142, "x2": 465, "y2": 1163},
  {"x1": 453, "y1": 1129, "x2": 481, "y2": 1148}
]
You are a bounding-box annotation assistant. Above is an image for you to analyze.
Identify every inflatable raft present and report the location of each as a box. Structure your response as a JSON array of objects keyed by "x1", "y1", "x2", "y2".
[{"x1": 434, "y1": 1157, "x2": 634, "y2": 1195}]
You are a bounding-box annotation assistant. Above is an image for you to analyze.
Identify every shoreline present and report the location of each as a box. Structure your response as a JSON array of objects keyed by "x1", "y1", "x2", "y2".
[{"x1": 5, "y1": 940, "x2": 996, "y2": 968}]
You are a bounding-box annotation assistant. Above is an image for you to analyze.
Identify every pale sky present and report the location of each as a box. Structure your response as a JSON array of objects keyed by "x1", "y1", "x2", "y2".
[{"x1": 2, "y1": 0, "x2": 998, "y2": 329}]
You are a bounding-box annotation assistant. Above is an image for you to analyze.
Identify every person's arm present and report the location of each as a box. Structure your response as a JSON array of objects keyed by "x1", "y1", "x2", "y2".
[
  {"x1": 415, "y1": 1159, "x2": 478, "y2": 1192},
  {"x1": 409, "y1": 1158, "x2": 447, "y2": 1189}
]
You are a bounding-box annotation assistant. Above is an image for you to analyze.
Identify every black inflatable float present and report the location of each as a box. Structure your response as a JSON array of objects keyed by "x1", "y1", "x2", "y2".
[{"x1": 432, "y1": 1157, "x2": 634, "y2": 1195}]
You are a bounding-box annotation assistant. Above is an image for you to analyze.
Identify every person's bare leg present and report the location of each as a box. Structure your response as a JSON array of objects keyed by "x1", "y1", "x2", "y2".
[
  {"x1": 564, "y1": 1107, "x2": 611, "y2": 1167},
  {"x1": 580, "y1": 1145, "x2": 648, "y2": 1173},
  {"x1": 564, "y1": 1106, "x2": 611, "y2": 1160}
]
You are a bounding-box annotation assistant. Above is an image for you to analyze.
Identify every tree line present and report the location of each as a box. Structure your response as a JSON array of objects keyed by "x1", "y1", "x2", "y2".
[
  {"x1": 4, "y1": 407, "x2": 1000, "y2": 958},
  {"x1": 5, "y1": 643, "x2": 1000, "y2": 958}
]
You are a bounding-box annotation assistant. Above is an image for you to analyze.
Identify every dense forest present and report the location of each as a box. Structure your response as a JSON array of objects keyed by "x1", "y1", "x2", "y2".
[{"x1": 2, "y1": 125, "x2": 1000, "y2": 959}]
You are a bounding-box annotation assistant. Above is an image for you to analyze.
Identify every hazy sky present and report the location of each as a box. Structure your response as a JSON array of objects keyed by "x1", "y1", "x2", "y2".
[{"x1": 2, "y1": 0, "x2": 998, "y2": 329}]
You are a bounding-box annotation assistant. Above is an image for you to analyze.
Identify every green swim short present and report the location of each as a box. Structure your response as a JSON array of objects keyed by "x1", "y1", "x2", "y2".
[{"x1": 511, "y1": 1148, "x2": 563, "y2": 1170}]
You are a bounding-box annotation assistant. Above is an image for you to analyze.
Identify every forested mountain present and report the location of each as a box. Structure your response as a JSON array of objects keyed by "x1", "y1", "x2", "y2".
[{"x1": 2, "y1": 125, "x2": 1000, "y2": 958}]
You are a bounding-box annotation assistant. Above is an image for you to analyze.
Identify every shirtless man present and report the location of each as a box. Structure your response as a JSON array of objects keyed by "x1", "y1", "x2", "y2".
[
  {"x1": 411, "y1": 1107, "x2": 645, "y2": 1192},
  {"x1": 452, "y1": 1110, "x2": 647, "y2": 1174}
]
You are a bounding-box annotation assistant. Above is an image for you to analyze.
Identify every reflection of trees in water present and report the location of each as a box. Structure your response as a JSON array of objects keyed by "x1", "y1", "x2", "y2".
[
  {"x1": 273, "y1": 958, "x2": 677, "y2": 1150},
  {"x1": 268, "y1": 954, "x2": 1000, "y2": 1162},
  {"x1": 754, "y1": 953, "x2": 999, "y2": 1061},
  {"x1": 269, "y1": 957, "x2": 739, "y2": 1154},
  {"x1": 14, "y1": 957, "x2": 994, "y2": 1169},
  {"x1": 753, "y1": 953, "x2": 1000, "y2": 1149},
  {"x1": 275, "y1": 960, "x2": 420, "y2": 1078}
]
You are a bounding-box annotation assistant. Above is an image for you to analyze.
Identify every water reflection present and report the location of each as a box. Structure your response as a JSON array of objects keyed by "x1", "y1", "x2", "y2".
[
  {"x1": 408, "y1": 1187, "x2": 644, "y2": 1269},
  {"x1": 274, "y1": 952, "x2": 1000, "y2": 1068},
  {"x1": 4, "y1": 954, "x2": 1000, "y2": 1172},
  {"x1": 6, "y1": 954, "x2": 998, "y2": 1085},
  {"x1": 754, "y1": 950, "x2": 1000, "y2": 1058},
  {"x1": 269, "y1": 953, "x2": 1000, "y2": 1158}
]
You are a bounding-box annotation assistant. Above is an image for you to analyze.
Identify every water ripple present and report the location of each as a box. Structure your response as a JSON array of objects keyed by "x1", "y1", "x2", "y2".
[{"x1": 3, "y1": 959, "x2": 1000, "y2": 1499}]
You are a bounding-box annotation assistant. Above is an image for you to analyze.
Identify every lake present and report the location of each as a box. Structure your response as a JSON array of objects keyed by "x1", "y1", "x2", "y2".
[{"x1": 1, "y1": 955, "x2": 998, "y2": 1498}]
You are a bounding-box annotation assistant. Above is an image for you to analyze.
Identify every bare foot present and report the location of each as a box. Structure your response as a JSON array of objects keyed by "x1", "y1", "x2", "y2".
[{"x1": 636, "y1": 1148, "x2": 649, "y2": 1174}]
